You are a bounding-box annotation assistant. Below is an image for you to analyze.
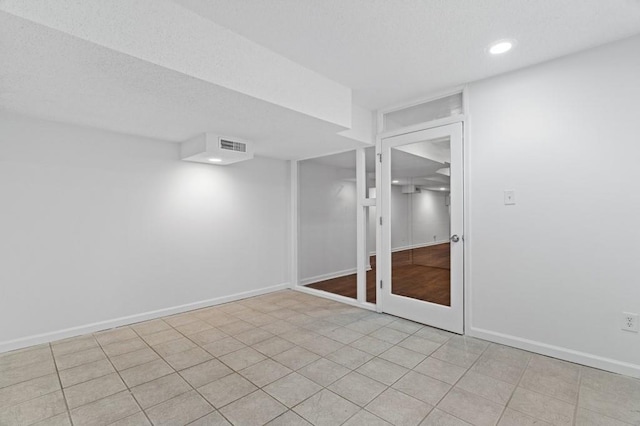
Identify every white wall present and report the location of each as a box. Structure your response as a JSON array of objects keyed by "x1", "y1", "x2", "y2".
[
  {"x1": 390, "y1": 186, "x2": 410, "y2": 249},
  {"x1": 368, "y1": 187, "x2": 449, "y2": 253},
  {"x1": 0, "y1": 111, "x2": 290, "y2": 351},
  {"x1": 338, "y1": 104, "x2": 375, "y2": 144},
  {"x1": 407, "y1": 189, "x2": 449, "y2": 247},
  {"x1": 467, "y1": 35, "x2": 640, "y2": 377},
  {"x1": 298, "y1": 159, "x2": 357, "y2": 283}
]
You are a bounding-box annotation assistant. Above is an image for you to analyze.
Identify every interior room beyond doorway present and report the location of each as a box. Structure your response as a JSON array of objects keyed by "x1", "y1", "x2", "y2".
[
  {"x1": 308, "y1": 243, "x2": 450, "y2": 305},
  {"x1": 299, "y1": 145, "x2": 452, "y2": 307}
]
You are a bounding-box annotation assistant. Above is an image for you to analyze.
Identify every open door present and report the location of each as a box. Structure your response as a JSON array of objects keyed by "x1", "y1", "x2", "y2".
[{"x1": 379, "y1": 123, "x2": 463, "y2": 333}]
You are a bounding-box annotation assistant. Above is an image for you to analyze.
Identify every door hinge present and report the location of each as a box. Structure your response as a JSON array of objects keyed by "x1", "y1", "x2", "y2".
[
  {"x1": 379, "y1": 216, "x2": 383, "y2": 225},
  {"x1": 379, "y1": 280, "x2": 383, "y2": 289},
  {"x1": 377, "y1": 153, "x2": 382, "y2": 163}
]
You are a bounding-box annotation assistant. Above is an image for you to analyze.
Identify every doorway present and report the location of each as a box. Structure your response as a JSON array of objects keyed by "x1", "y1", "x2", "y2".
[
  {"x1": 378, "y1": 122, "x2": 464, "y2": 333},
  {"x1": 299, "y1": 148, "x2": 377, "y2": 305}
]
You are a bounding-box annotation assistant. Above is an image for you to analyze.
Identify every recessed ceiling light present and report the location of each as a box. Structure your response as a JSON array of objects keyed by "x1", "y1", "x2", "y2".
[
  {"x1": 488, "y1": 39, "x2": 515, "y2": 55},
  {"x1": 392, "y1": 180, "x2": 399, "y2": 184},
  {"x1": 208, "y1": 158, "x2": 222, "y2": 163},
  {"x1": 440, "y1": 187, "x2": 446, "y2": 191}
]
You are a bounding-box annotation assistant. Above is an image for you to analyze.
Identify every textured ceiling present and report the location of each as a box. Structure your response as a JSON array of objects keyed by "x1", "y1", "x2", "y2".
[
  {"x1": 0, "y1": 12, "x2": 364, "y2": 160},
  {"x1": 0, "y1": 0, "x2": 353, "y2": 128},
  {"x1": 175, "y1": 0, "x2": 640, "y2": 109},
  {"x1": 2, "y1": 1, "x2": 640, "y2": 160},
  {"x1": 303, "y1": 147, "x2": 450, "y2": 190}
]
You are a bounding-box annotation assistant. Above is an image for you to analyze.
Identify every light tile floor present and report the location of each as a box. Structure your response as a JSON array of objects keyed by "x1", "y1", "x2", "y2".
[{"x1": 1, "y1": 290, "x2": 639, "y2": 425}]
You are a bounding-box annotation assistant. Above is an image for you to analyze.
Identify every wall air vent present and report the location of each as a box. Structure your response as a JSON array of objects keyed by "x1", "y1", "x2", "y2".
[
  {"x1": 180, "y1": 133, "x2": 254, "y2": 165},
  {"x1": 220, "y1": 139, "x2": 247, "y2": 153},
  {"x1": 401, "y1": 185, "x2": 421, "y2": 194}
]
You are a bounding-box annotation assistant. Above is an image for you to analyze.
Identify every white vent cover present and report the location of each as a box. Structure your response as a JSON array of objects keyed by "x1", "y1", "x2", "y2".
[
  {"x1": 220, "y1": 139, "x2": 247, "y2": 153},
  {"x1": 401, "y1": 185, "x2": 422, "y2": 194},
  {"x1": 181, "y1": 133, "x2": 254, "y2": 165}
]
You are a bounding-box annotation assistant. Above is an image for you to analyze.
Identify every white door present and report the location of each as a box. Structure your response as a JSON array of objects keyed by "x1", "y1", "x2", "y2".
[{"x1": 379, "y1": 123, "x2": 464, "y2": 333}]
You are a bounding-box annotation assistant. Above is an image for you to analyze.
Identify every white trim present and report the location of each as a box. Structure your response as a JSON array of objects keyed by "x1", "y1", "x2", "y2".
[
  {"x1": 300, "y1": 268, "x2": 357, "y2": 286},
  {"x1": 462, "y1": 84, "x2": 471, "y2": 335},
  {"x1": 392, "y1": 240, "x2": 449, "y2": 254},
  {"x1": 294, "y1": 286, "x2": 376, "y2": 311},
  {"x1": 295, "y1": 147, "x2": 361, "y2": 163},
  {"x1": 356, "y1": 147, "x2": 367, "y2": 304},
  {"x1": 299, "y1": 266, "x2": 372, "y2": 286},
  {"x1": 368, "y1": 240, "x2": 449, "y2": 257},
  {"x1": 375, "y1": 128, "x2": 383, "y2": 313},
  {"x1": 0, "y1": 283, "x2": 289, "y2": 354},
  {"x1": 289, "y1": 160, "x2": 299, "y2": 289},
  {"x1": 378, "y1": 87, "x2": 467, "y2": 118},
  {"x1": 292, "y1": 147, "x2": 379, "y2": 311},
  {"x1": 379, "y1": 115, "x2": 465, "y2": 140},
  {"x1": 468, "y1": 326, "x2": 640, "y2": 379},
  {"x1": 376, "y1": 87, "x2": 466, "y2": 134},
  {"x1": 379, "y1": 123, "x2": 464, "y2": 334}
]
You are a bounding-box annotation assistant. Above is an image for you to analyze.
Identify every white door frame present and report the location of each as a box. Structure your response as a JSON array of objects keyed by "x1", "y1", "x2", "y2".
[
  {"x1": 375, "y1": 119, "x2": 465, "y2": 333},
  {"x1": 290, "y1": 148, "x2": 377, "y2": 311},
  {"x1": 289, "y1": 89, "x2": 468, "y2": 324}
]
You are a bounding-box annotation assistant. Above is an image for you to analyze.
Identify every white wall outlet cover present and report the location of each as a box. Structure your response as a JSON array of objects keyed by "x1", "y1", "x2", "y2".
[
  {"x1": 621, "y1": 312, "x2": 639, "y2": 332},
  {"x1": 504, "y1": 190, "x2": 516, "y2": 205}
]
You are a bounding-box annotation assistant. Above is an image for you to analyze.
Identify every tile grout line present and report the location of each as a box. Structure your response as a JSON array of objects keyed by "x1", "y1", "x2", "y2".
[
  {"x1": 49, "y1": 342, "x2": 74, "y2": 426},
  {"x1": 171, "y1": 304, "x2": 325, "y2": 425},
  {"x1": 4, "y1": 300, "x2": 301, "y2": 424},
  {"x1": 93, "y1": 331, "x2": 157, "y2": 426},
  {"x1": 6, "y1": 291, "x2": 634, "y2": 426},
  {"x1": 0, "y1": 346, "x2": 67, "y2": 419},
  {"x1": 570, "y1": 369, "x2": 637, "y2": 425},
  {"x1": 127, "y1": 321, "x2": 223, "y2": 425},
  {"x1": 0, "y1": 347, "x2": 58, "y2": 390},
  {"x1": 165, "y1": 298, "x2": 383, "y2": 424},
  {"x1": 52, "y1": 343, "x2": 117, "y2": 380},
  {"x1": 327, "y1": 314, "x2": 457, "y2": 425},
  {"x1": 355, "y1": 315, "x2": 496, "y2": 424},
  {"x1": 127, "y1": 306, "x2": 322, "y2": 423},
  {"x1": 352, "y1": 320, "x2": 445, "y2": 424},
  {"x1": 0, "y1": 294, "x2": 473, "y2": 425},
  {"x1": 281, "y1": 303, "x2": 455, "y2": 425},
  {"x1": 274, "y1": 319, "x2": 385, "y2": 426},
  {"x1": 160, "y1": 311, "x2": 271, "y2": 423},
  {"x1": 494, "y1": 345, "x2": 533, "y2": 425},
  {"x1": 507, "y1": 360, "x2": 584, "y2": 424},
  {"x1": 420, "y1": 338, "x2": 493, "y2": 425},
  {"x1": 201, "y1": 296, "x2": 361, "y2": 423},
  {"x1": 54, "y1": 337, "x2": 145, "y2": 389},
  {"x1": 572, "y1": 366, "x2": 583, "y2": 426}
]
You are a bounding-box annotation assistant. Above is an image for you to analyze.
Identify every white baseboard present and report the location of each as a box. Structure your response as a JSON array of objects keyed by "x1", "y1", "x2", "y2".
[
  {"x1": 392, "y1": 240, "x2": 450, "y2": 253},
  {"x1": 300, "y1": 268, "x2": 356, "y2": 286},
  {"x1": 368, "y1": 240, "x2": 449, "y2": 256},
  {"x1": 0, "y1": 283, "x2": 289, "y2": 354},
  {"x1": 293, "y1": 285, "x2": 376, "y2": 311},
  {"x1": 468, "y1": 326, "x2": 640, "y2": 379},
  {"x1": 300, "y1": 266, "x2": 372, "y2": 286}
]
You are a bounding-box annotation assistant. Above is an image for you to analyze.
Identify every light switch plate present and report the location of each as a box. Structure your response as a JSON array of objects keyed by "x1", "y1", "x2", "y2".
[{"x1": 504, "y1": 190, "x2": 516, "y2": 205}]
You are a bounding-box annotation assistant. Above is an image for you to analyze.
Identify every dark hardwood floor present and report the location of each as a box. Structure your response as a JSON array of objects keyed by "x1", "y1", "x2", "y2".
[{"x1": 306, "y1": 243, "x2": 451, "y2": 306}]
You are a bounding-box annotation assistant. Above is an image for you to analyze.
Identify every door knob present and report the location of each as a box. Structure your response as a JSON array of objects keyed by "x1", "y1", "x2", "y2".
[{"x1": 450, "y1": 235, "x2": 460, "y2": 243}]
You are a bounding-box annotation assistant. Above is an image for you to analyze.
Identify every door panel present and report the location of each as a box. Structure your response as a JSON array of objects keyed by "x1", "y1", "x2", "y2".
[{"x1": 379, "y1": 123, "x2": 463, "y2": 333}]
